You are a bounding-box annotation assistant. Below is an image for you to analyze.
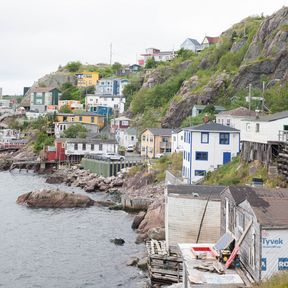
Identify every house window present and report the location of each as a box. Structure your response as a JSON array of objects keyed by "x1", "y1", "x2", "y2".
[
  {"x1": 238, "y1": 212, "x2": 245, "y2": 231},
  {"x1": 91, "y1": 117, "x2": 94, "y2": 123},
  {"x1": 195, "y1": 170, "x2": 206, "y2": 176},
  {"x1": 256, "y1": 123, "x2": 260, "y2": 133},
  {"x1": 162, "y1": 137, "x2": 169, "y2": 143},
  {"x1": 246, "y1": 123, "x2": 250, "y2": 131},
  {"x1": 74, "y1": 143, "x2": 78, "y2": 150},
  {"x1": 142, "y1": 135, "x2": 146, "y2": 141},
  {"x1": 195, "y1": 151, "x2": 208, "y2": 161},
  {"x1": 181, "y1": 135, "x2": 183, "y2": 141},
  {"x1": 131, "y1": 136, "x2": 134, "y2": 141},
  {"x1": 150, "y1": 137, "x2": 153, "y2": 142},
  {"x1": 79, "y1": 116, "x2": 82, "y2": 121},
  {"x1": 219, "y1": 133, "x2": 230, "y2": 144},
  {"x1": 99, "y1": 144, "x2": 103, "y2": 151},
  {"x1": 91, "y1": 144, "x2": 94, "y2": 151},
  {"x1": 227, "y1": 119, "x2": 231, "y2": 126},
  {"x1": 173, "y1": 136, "x2": 176, "y2": 141},
  {"x1": 82, "y1": 143, "x2": 86, "y2": 151},
  {"x1": 201, "y1": 132, "x2": 209, "y2": 143}
]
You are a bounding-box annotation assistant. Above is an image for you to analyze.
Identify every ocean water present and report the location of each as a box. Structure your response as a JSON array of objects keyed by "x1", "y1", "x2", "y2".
[{"x1": 0, "y1": 171, "x2": 146, "y2": 288}]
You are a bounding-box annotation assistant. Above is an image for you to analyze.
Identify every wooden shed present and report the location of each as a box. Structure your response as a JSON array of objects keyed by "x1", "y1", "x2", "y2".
[{"x1": 165, "y1": 185, "x2": 225, "y2": 249}]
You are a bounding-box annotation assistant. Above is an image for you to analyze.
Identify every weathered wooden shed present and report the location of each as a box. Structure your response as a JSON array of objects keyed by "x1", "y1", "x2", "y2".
[
  {"x1": 221, "y1": 186, "x2": 288, "y2": 282},
  {"x1": 165, "y1": 185, "x2": 225, "y2": 249}
]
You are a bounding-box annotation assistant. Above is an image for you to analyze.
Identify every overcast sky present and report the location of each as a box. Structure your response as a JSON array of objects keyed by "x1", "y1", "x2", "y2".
[{"x1": 0, "y1": 0, "x2": 286, "y2": 95}]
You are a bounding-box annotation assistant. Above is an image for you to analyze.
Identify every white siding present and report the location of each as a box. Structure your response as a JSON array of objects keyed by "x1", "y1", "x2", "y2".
[
  {"x1": 65, "y1": 142, "x2": 118, "y2": 155},
  {"x1": 166, "y1": 196, "x2": 220, "y2": 247}
]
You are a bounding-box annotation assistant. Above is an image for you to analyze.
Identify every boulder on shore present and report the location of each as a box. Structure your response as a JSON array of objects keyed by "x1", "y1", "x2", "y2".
[{"x1": 16, "y1": 189, "x2": 95, "y2": 208}]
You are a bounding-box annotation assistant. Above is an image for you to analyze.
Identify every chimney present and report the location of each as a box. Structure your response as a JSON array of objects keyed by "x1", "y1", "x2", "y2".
[{"x1": 204, "y1": 113, "x2": 209, "y2": 124}]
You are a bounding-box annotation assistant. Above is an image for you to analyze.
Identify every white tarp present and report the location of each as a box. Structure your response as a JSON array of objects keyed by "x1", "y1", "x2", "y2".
[{"x1": 261, "y1": 229, "x2": 288, "y2": 279}]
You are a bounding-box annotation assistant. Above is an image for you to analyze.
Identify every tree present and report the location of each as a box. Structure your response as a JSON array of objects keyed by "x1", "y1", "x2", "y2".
[
  {"x1": 112, "y1": 62, "x2": 122, "y2": 73},
  {"x1": 145, "y1": 57, "x2": 157, "y2": 69},
  {"x1": 66, "y1": 61, "x2": 82, "y2": 72},
  {"x1": 59, "y1": 105, "x2": 73, "y2": 113},
  {"x1": 63, "y1": 124, "x2": 87, "y2": 138},
  {"x1": 34, "y1": 132, "x2": 54, "y2": 152}
]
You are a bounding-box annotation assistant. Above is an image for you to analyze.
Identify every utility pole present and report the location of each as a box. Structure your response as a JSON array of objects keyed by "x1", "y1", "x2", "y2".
[
  {"x1": 262, "y1": 81, "x2": 265, "y2": 112},
  {"x1": 248, "y1": 84, "x2": 252, "y2": 111},
  {"x1": 109, "y1": 43, "x2": 112, "y2": 66}
]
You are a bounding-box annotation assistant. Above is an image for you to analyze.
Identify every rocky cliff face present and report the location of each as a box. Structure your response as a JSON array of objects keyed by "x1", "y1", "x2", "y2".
[{"x1": 161, "y1": 6, "x2": 288, "y2": 128}]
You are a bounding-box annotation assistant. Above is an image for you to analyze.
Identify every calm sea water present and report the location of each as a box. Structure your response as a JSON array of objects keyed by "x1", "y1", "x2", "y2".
[{"x1": 0, "y1": 171, "x2": 146, "y2": 288}]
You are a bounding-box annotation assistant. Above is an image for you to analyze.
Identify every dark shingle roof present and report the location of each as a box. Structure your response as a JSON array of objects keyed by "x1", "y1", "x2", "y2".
[
  {"x1": 218, "y1": 107, "x2": 256, "y2": 117},
  {"x1": 227, "y1": 186, "x2": 288, "y2": 227},
  {"x1": 256, "y1": 111, "x2": 288, "y2": 122},
  {"x1": 145, "y1": 128, "x2": 173, "y2": 136},
  {"x1": 167, "y1": 185, "x2": 225, "y2": 201},
  {"x1": 185, "y1": 123, "x2": 239, "y2": 132}
]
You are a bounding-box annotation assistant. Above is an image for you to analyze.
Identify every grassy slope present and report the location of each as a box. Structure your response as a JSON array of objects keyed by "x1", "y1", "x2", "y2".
[
  {"x1": 203, "y1": 156, "x2": 285, "y2": 187},
  {"x1": 255, "y1": 272, "x2": 288, "y2": 288}
]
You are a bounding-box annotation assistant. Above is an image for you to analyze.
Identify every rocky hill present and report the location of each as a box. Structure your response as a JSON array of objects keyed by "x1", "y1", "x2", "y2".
[{"x1": 126, "y1": 6, "x2": 288, "y2": 129}]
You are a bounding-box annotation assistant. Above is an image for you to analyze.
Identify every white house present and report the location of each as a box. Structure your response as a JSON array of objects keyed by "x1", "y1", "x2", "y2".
[
  {"x1": 180, "y1": 38, "x2": 201, "y2": 52},
  {"x1": 192, "y1": 105, "x2": 225, "y2": 117},
  {"x1": 171, "y1": 129, "x2": 184, "y2": 153},
  {"x1": 241, "y1": 111, "x2": 288, "y2": 144},
  {"x1": 65, "y1": 138, "x2": 118, "y2": 156},
  {"x1": 110, "y1": 116, "x2": 131, "y2": 133},
  {"x1": 95, "y1": 78, "x2": 128, "y2": 96},
  {"x1": 182, "y1": 123, "x2": 240, "y2": 184},
  {"x1": 116, "y1": 127, "x2": 138, "y2": 148},
  {"x1": 201, "y1": 36, "x2": 220, "y2": 49},
  {"x1": 54, "y1": 122, "x2": 99, "y2": 139},
  {"x1": 138, "y1": 48, "x2": 175, "y2": 66},
  {"x1": 85, "y1": 94, "x2": 126, "y2": 114},
  {"x1": 216, "y1": 106, "x2": 256, "y2": 130}
]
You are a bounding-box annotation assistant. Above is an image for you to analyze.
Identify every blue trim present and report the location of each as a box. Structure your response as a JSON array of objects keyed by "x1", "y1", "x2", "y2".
[
  {"x1": 195, "y1": 151, "x2": 208, "y2": 161},
  {"x1": 201, "y1": 132, "x2": 209, "y2": 144},
  {"x1": 219, "y1": 133, "x2": 230, "y2": 145},
  {"x1": 195, "y1": 170, "x2": 206, "y2": 176},
  {"x1": 190, "y1": 132, "x2": 192, "y2": 184}
]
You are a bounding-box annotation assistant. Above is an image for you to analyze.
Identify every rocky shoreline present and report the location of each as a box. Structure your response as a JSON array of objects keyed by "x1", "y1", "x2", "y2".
[{"x1": 46, "y1": 165, "x2": 165, "y2": 244}]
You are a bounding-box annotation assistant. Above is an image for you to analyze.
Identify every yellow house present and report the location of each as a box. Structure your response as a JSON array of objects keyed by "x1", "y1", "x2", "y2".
[
  {"x1": 76, "y1": 71, "x2": 99, "y2": 87},
  {"x1": 55, "y1": 112, "x2": 105, "y2": 129},
  {"x1": 140, "y1": 128, "x2": 172, "y2": 158}
]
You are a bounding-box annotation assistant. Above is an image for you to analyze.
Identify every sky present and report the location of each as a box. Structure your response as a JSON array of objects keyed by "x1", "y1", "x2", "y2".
[{"x1": 0, "y1": 0, "x2": 287, "y2": 95}]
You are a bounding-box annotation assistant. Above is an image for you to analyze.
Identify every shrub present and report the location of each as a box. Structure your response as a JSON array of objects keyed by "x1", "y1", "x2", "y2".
[{"x1": 66, "y1": 61, "x2": 82, "y2": 72}]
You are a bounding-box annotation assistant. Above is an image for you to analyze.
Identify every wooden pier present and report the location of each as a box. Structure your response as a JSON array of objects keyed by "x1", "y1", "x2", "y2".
[{"x1": 146, "y1": 240, "x2": 183, "y2": 287}]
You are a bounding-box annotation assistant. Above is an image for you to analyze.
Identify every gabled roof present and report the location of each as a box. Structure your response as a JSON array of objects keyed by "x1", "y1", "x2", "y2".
[
  {"x1": 227, "y1": 186, "x2": 288, "y2": 227},
  {"x1": 193, "y1": 105, "x2": 225, "y2": 111},
  {"x1": 183, "y1": 38, "x2": 201, "y2": 47},
  {"x1": 184, "y1": 123, "x2": 239, "y2": 132},
  {"x1": 30, "y1": 87, "x2": 59, "y2": 93},
  {"x1": 218, "y1": 107, "x2": 256, "y2": 117},
  {"x1": 142, "y1": 128, "x2": 173, "y2": 136},
  {"x1": 203, "y1": 36, "x2": 220, "y2": 44},
  {"x1": 167, "y1": 184, "x2": 225, "y2": 201}
]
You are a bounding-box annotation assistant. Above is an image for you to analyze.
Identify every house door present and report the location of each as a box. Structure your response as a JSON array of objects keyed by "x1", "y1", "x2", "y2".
[{"x1": 223, "y1": 152, "x2": 231, "y2": 164}]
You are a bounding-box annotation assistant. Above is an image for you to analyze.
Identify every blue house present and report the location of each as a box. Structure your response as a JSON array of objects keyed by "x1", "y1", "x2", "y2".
[{"x1": 182, "y1": 123, "x2": 240, "y2": 184}]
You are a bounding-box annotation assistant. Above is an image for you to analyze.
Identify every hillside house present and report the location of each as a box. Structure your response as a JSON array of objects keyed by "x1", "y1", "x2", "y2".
[
  {"x1": 54, "y1": 122, "x2": 99, "y2": 139},
  {"x1": 165, "y1": 185, "x2": 225, "y2": 248},
  {"x1": 180, "y1": 38, "x2": 202, "y2": 52},
  {"x1": 110, "y1": 116, "x2": 131, "y2": 133},
  {"x1": 171, "y1": 129, "x2": 184, "y2": 153},
  {"x1": 192, "y1": 104, "x2": 225, "y2": 117},
  {"x1": 30, "y1": 87, "x2": 61, "y2": 113},
  {"x1": 65, "y1": 138, "x2": 118, "y2": 160},
  {"x1": 55, "y1": 112, "x2": 105, "y2": 129},
  {"x1": 58, "y1": 100, "x2": 83, "y2": 111},
  {"x1": 140, "y1": 128, "x2": 172, "y2": 158},
  {"x1": 201, "y1": 36, "x2": 220, "y2": 49},
  {"x1": 216, "y1": 107, "x2": 256, "y2": 131},
  {"x1": 240, "y1": 111, "x2": 288, "y2": 164},
  {"x1": 116, "y1": 127, "x2": 138, "y2": 148},
  {"x1": 95, "y1": 78, "x2": 128, "y2": 96},
  {"x1": 220, "y1": 186, "x2": 288, "y2": 281},
  {"x1": 182, "y1": 123, "x2": 240, "y2": 184},
  {"x1": 75, "y1": 71, "x2": 99, "y2": 87},
  {"x1": 138, "y1": 48, "x2": 175, "y2": 66}
]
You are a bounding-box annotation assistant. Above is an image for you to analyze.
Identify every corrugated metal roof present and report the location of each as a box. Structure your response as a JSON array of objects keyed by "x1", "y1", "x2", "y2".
[{"x1": 184, "y1": 123, "x2": 239, "y2": 132}]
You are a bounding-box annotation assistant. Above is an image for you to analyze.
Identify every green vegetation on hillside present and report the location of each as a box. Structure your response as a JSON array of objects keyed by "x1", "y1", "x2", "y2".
[
  {"x1": 254, "y1": 272, "x2": 288, "y2": 288},
  {"x1": 63, "y1": 124, "x2": 87, "y2": 139},
  {"x1": 203, "y1": 156, "x2": 285, "y2": 187}
]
